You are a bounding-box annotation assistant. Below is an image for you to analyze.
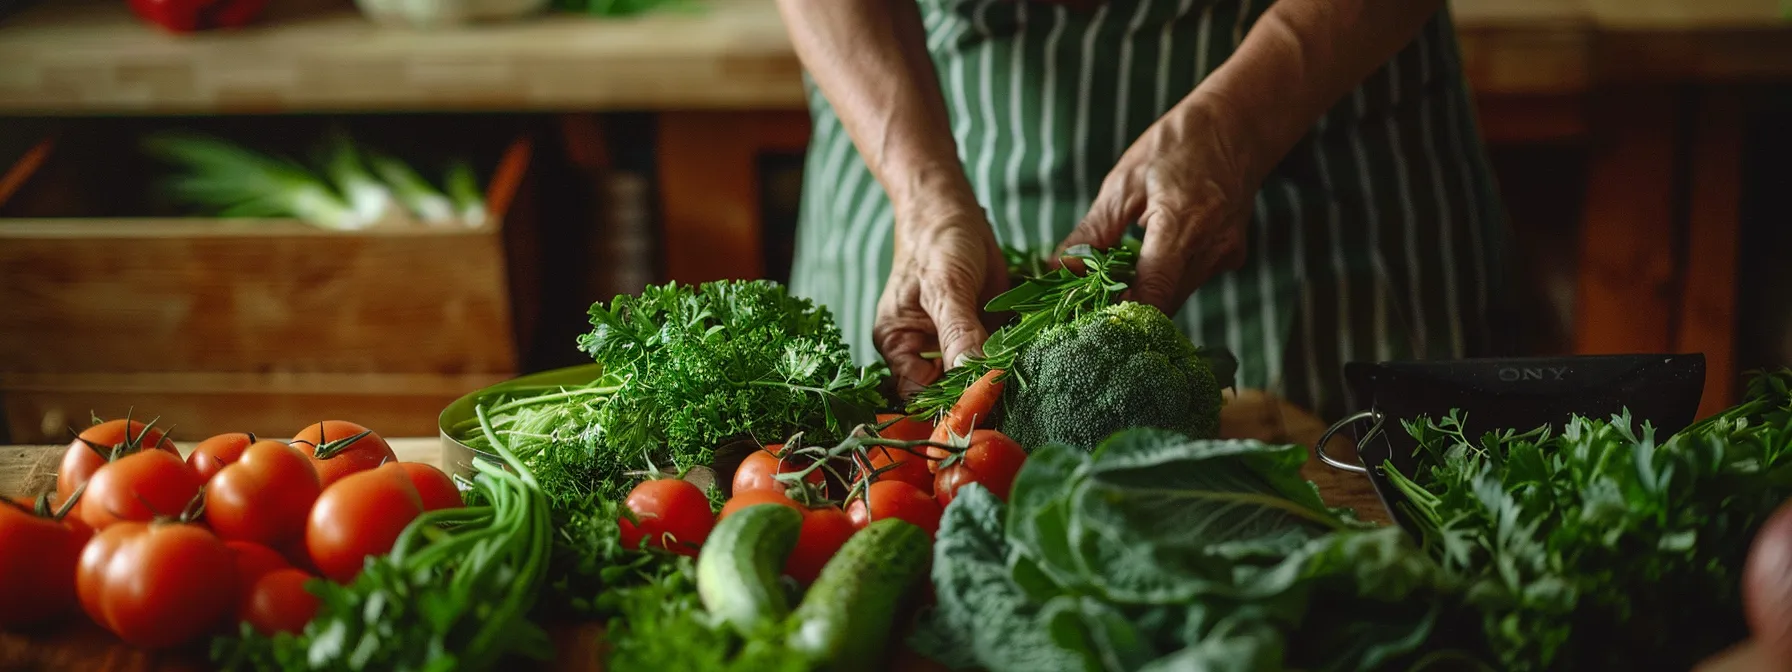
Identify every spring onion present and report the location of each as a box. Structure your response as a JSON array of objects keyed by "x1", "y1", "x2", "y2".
[
  {"x1": 369, "y1": 151, "x2": 455, "y2": 226},
  {"x1": 319, "y1": 127, "x2": 393, "y2": 227},
  {"x1": 143, "y1": 131, "x2": 368, "y2": 231},
  {"x1": 445, "y1": 159, "x2": 488, "y2": 228}
]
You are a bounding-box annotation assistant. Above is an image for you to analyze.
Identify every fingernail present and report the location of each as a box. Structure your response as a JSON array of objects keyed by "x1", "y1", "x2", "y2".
[{"x1": 951, "y1": 348, "x2": 982, "y2": 369}]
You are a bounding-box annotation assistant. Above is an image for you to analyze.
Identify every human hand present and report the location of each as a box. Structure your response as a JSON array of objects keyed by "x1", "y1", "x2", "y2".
[
  {"x1": 873, "y1": 202, "x2": 1008, "y2": 397},
  {"x1": 1055, "y1": 100, "x2": 1258, "y2": 314}
]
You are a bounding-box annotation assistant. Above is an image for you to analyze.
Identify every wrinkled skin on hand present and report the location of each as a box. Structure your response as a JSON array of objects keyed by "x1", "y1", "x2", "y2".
[
  {"x1": 1057, "y1": 101, "x2": 1257, "y2": 315},
  {"x1": 874, "y1": 206, "x2": 1008, "y2": 397}
]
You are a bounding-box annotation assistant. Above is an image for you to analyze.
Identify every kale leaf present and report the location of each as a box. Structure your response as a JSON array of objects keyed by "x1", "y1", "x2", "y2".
[{"x1": 914, "y1": 429, "x2": 1469, "y2": 672}]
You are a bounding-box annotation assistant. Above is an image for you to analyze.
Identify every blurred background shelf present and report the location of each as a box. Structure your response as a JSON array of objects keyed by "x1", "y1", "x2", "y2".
[{"x1": 0, "y1": 0, "x2": 803, "y2": 114}]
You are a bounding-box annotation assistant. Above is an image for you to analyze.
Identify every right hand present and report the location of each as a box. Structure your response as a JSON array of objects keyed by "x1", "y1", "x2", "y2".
[{"x1": 872, "y1": 204, "x2": 1008, "y2": 398}]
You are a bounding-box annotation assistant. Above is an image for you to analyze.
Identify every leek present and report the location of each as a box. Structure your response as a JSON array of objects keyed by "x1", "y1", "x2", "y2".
[
  {"x1": 369, "y1": 151, "x2": 455, "y2": 226},
  {"x1": 142, "y1": 131, "x2": 366, "y2": 231},
  {"x1": 444, "y1": 159, "x2": 487, "y2": 228},
  {"x1": 319, "y1": 128, "x2": 393, "y2": 226}
]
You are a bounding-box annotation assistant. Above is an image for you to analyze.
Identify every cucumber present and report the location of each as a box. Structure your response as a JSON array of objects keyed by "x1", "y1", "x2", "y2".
[
  {"x1": 696, "y1": 502, "x2": 804, "y2": 637},
  {"x1": 787, "y1": 518, "x2": 933, "y2": 668}
]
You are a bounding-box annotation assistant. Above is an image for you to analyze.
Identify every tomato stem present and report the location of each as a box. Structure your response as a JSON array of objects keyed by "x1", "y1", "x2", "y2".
[
  {"x1": 53, "y1": 481, "x2": 86, "y2": 520},
  {"x1": 307, "y1": 425, "x2": 376, "y2": 461}
]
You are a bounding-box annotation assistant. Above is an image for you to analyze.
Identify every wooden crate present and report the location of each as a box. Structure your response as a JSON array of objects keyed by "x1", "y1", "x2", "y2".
[{"x1": 0, "y1": 126, "x2": 541, "y2": 442}]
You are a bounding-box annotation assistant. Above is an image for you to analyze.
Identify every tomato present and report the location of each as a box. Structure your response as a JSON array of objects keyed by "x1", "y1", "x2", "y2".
[
  {"x1": 618, "y1": 478, "x2": 715, "y2": 557},
  {"x1": 397, "y1": 462, "x2": 463, "y2": 511},
  {"x1": 290, "y1": 420, "x2": 397, "y2": 488},
  {"x1": 76, "y1": 521, "x2": 239, "y2": 649},
  {"x1": 0, "y1": 499, "x2": 91, "y2": 627},
  {"x1": 206, "y1": 441, "x2": 322, "y2": 547},
  {"x1": 306, "y1": 463, "x2": 424, "y2": 583},
  {"x1": 227, "y1": 540, "x2": 291, "y2": 585},
  {"x1": 226, "y1": 540, "x2": 292, "y2": 620},
  {"x1": 863, "y1": 445, "x2": 934, "y2": 494},
  {"x1": 785, "y1": 504, "x2": 857, "y2": 584},
  {"x1": 58, "y1": 417, "x2": 176, "y2": 501},
  {"x1": 188, "y1": 432, "x2": 258, "y2": 482},
  {"x1": 846, "y1": 480, "x2": 942, "y2": 537},
  {"x1": 876, "y1": 413, "x2": 934, "y2": 441},
  {"x1": 733, "y1": 445, "x2": 827, "y2": 497},
  {"x1": 79, "y1": 449, "x2": 204, "y2": 530},
  {"x1": 717, "y1": 491, "x2": 855, "y2": 584},
  {"x1": 242, "y1": 569, "x2": 320, "y2": 636},
  {"x1": 719, "y1": 488, "x2": 799, "y2": 520},
  {"x1": 933, "y1": 430, "x2": 1028, "y2": 508}
]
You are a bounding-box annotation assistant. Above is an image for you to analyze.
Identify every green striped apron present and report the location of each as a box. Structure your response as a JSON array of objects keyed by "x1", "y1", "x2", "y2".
[{"x1": 788, "y1": 0, "x2": 1509, "y2": 422}]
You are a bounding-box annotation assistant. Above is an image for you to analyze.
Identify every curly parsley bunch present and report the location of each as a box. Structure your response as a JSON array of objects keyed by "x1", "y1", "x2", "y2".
[{"x1": 578, "y1": 280, "x2": 888, "y2": 479}]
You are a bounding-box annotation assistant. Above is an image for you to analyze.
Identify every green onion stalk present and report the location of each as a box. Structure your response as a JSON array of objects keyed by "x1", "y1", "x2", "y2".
[
  {"x1": 144, "y1": 131, "x2": 369, "y2": 231},
  {"x1": 370, "y1": 151, "x2": 455, "y2": 226},
  {"x1": 319, "y1": 128, "x2": 394, "y2": 227},
  {"x1": 444, "y1": 159, "x2": 488, "y2": 228}
]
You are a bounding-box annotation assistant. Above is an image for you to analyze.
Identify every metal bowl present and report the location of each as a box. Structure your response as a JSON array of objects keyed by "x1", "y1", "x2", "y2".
[{"x1": 437, "y1": 363, "x2": 607, "y2": 482}]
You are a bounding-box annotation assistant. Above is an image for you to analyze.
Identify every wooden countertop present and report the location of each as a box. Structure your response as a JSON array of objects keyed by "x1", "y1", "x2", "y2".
[{"x1": 0, "y1": 0, "x2": 1786, "y2": 114}]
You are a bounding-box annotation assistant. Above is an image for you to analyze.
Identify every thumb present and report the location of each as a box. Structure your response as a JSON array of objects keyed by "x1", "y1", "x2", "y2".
[
  {"x1": 926, "y1": 283, "x2": 990, "y2": 370},
  {"x1": 1054, "y1": 177, "x2": 1144, "y2": 268}
]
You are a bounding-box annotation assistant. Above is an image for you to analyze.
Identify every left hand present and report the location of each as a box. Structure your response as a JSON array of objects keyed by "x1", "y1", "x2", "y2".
[{"x1": 1055, "y1": 99, "x2": 1258, "y2": 314}]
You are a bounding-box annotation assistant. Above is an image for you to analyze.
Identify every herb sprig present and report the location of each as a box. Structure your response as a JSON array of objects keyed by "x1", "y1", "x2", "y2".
[
  {"x1": 906, "y1": 241, "x2": 1142, "y2": 419},
  {"x1": 578, "y1": 281, "x2": 888, "y2": 491},
  {"x1": 1384, "y1": 368, "x2": 1792, "y2": 671}
]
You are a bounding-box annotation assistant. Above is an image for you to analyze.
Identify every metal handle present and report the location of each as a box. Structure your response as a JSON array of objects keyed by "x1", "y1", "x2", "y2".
[{"x1": 1312, "y1": 409, "x2": 1383, "y2": 474}]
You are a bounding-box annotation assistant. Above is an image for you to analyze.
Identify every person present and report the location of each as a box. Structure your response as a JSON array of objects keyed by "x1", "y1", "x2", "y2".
[{"x1": 775, "y1": 0, "x2": 1508, "y2": 422}]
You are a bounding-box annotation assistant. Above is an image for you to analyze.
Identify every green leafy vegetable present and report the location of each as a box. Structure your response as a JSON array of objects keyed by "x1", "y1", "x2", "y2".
[
  {"x1": 907, "y1": 241, "x2": 1145, "y2": 420},
  {"x1": 1384, "y1": 369, "x2": 1792, "y2": 672},
  {"x1": 452, "y1": 378, "x2": 621, "y2": 504},
  {"x1": 573, "y1": 280, "x2": 887, "y2": 499},
  {"x1": 913, "y1": 428, "x2": 1471, "y2": 672},
  {"x1": 602, "y1": 554, "x2": 812, "y2": 672}
]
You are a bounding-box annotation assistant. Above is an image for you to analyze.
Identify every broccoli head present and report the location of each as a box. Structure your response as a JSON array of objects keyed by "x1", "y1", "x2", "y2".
[{"x1": 998, "y1": 301, "x2": 1233, "y2": 451}]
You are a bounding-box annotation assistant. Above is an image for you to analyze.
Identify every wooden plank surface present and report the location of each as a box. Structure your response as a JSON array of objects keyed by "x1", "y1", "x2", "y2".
[{"x1": 0, "y1": 0, "x2": 1786, "y2": 114}]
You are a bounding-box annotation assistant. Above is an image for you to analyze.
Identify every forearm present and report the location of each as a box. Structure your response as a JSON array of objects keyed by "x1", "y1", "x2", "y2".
[
  {"x1": 1188, "y1": 0, "x2": 1445, "y2": 181},
  {"x1": 774, "y1": 0, "x2": 978, "y2": 221}
]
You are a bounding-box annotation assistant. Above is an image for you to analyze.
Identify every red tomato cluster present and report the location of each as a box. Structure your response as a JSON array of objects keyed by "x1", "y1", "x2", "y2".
[
  {"x1": 0, "y1": 415, "x2": 462, "y2": 649},
  {"x1": 614, "y1": 405, "x2": 1030, "y2": 588}
]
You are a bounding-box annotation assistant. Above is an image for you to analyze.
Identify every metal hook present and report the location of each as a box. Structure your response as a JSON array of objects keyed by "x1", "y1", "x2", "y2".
[{"x1": 1312, "y1": 409, "x2": 1383, "y2": 474}]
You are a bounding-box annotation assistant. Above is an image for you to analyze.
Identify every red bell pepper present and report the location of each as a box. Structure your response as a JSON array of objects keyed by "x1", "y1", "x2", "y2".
[{"x1": 127, "y1": 0, "x2": 269, "y2": 33}]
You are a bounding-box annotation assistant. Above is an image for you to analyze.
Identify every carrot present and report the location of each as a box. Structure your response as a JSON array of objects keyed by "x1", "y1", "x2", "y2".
[{"x1": 927, "y1": 369, "x2": 1007, "y2": 472}]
